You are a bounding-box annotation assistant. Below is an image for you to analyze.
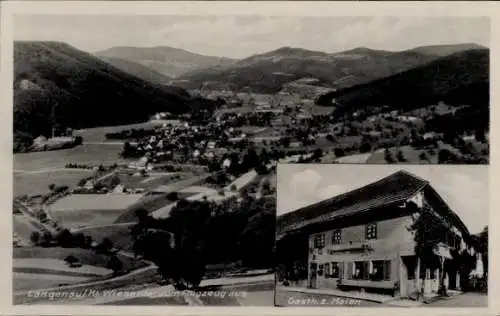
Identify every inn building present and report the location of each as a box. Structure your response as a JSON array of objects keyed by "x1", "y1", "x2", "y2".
[{"x1": 276, "y1": 170, "x2": 477, "y2": 298}]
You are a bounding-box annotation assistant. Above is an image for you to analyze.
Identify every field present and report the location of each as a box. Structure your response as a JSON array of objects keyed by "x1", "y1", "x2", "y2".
[
  {"x1": 14, "y1": 144, "x2": 127, "y2": 172},
  {"x1": 73, "y1": 122, "x2": 162, "y2": 143},
  {"x1": 49, "y1": 194, "x2": 146, "y2": 228},
  {"x1": 215, "y1": 106, "x2": 256, "y2": 115},
  {"x1": 366, "y1": 146, "x2": 439, "y2": 164},
  {"x1": 107, "y1": 171, "x2": 193, "y2": 191},
  {"x1": 14, "y1": 169, "x2": 95, "y2": 197},
  {"x1": 13, "y1": 214, "x2": 49, "y2": 244},
  {"x1": 77, "y1": 224, "x2": 136, "y2": 251},
  {"x1": 307, "y1": 105, "x2": 335, "y2": 115},
  {"x1": 14, "y1": 247, "x2": 145, "y2": 271},
  {"x1": 13, "y1": 246, "x2": 146, "y2": 291}
]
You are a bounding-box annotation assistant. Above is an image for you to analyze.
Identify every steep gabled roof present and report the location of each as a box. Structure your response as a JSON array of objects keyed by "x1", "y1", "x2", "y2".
[{"x1": 277, "y1": 170, "x2": 428, "y2": 235}]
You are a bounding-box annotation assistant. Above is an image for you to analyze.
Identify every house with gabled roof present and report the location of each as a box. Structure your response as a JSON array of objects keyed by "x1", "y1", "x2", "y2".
[{"x1": 276, "y1": 170, "x2": 476, "y2": 298}]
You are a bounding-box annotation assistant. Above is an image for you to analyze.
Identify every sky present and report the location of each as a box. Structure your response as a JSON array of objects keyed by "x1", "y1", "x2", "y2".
[
  {"x1": 13, "y1": 15, "x2": 490, "y2": 59},
  {"x1": 277, "y1": 165, "x2": 489, "y2": 234}
]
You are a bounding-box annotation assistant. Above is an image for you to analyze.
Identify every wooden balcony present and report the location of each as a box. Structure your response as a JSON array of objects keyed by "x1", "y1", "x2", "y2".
[{"x1": 326, "y1": 240, "x2": 376, "y2": 254}]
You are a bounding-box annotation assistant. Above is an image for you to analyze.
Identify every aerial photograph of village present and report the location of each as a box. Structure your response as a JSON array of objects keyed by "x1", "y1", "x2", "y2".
[
  {"x1": 11, "y1": 12, "x2": 489, "y2": 306},
  {"x1": 275, "y1": 164, "x2": 488, "y2": 307}
]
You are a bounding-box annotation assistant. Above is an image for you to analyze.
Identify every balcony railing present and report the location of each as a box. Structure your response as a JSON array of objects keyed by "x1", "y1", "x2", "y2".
[{"x1": 327, "y1": 240, "x2": 375, "y2": 254}]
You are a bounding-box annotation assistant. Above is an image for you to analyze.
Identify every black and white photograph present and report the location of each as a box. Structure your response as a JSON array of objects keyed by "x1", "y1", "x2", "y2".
[
  {"x1": 275, "y1": 164, "x2": 488, "y2": 307},
  {"x1": 4, "y1": 0, "x2": 492, "y2": 309}
]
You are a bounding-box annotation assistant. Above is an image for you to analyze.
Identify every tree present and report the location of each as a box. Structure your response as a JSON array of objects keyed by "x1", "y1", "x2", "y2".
[
  {"x1": 110, "y1": 176, "x2": 121, "y2": 188},
  {"x1": 84, "y1": 236, "x2": 93, "y2": 249},
  {"x1": 282, "y1": 137, "x2": 291, "y2": 148},
  {"x1": 64, "y1": 255, "x2": 79, "y2": 264},
  {"x1": 96, "y1": 238, "x2": 114, "y2": 254},
  {"x1": 261, "y1": 179, "x2": 272, "y2": 196},
  {"x1": 359, "y1": 137, "x2": 372, "y2": 153},
  {"x1": 181, "y1": 244, "x2": 206, "y2": 289},
  {"x1": 107, "y1": 255, "x2": 124, "y2": 275},
  {"x1": 326, "y1": 134, "x2": 335, "y2": 142},
  {"x1": 39, "y1": 231, "x2": 53, "y2": 247},
  {"x1": 396, "y1": 150, "x2": 407, "y2": 162},
  {"x1": 77, "y1": 178, "x2": 87, "y2": 187},
  {"x1": 384, "y1": 148, "x2": 395, "y2": 164},
  {"x1": 419, "y1": 151, "x2": 428, "y2": 162},
  {"x1": 334, "y1": 147, "x2": 345, "y2": 158},
  {"x1": 438, "y1": 148, "x2": 459, "y2": 164},
  {"x1": 30, "y1": 231, "x2": 41, "y2": 245},
  {"x1": 166, "y1": 192, "x2": 179, "y2": 201},
  {"x1": 409, "y1": 204, "x2": 449, "y2": 298},
  {"x1": 73, "y1": 232, "x2": 86, "y2": 248},
  {"x1": 48, "y1": 183, "x2": 56, "y2": 192},
  {"x1": 475, "y1": 226, "x2": 488, "y2": 279},
  {"x1": 56, "y1": 229, "x2": 73, "y2": 247},
  {"x1": 74, "y1": 136, "x2": 83, "y2": 146},
  {"x1": 475, "y1": 129, "x2": 486, "y2": 143},
  {"x1": 312, "y1": 148, "x2": 323, "y2": 162}
]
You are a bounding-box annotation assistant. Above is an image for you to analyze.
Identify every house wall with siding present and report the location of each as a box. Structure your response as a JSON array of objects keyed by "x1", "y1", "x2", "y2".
[{"x1": 308, "y1": 213, "x2": 416, "y2": 289}]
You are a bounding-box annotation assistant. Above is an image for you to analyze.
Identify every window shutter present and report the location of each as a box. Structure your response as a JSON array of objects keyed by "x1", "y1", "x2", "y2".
[
  {"x1": 347, "y1": 262, "x2": 353, "y2": 279},
  {"x1": 363, "y1": 261, "x2": 369, "y2": 279},
  {"x1": 384, "y1": 260, "x2": 391, "y2": 280}
]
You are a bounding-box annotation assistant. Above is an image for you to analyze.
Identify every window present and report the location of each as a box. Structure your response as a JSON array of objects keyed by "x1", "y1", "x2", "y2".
[
  {"x1": 371, "y1": 260, "x2": 392, "y2": 281},
  {"x1": 366, "y1": 223, "x2": 377, "y2": 240},
  {"x1": 314, "y1": 233, "x2": 325, "y2": 249},
  {"x1": 318, "y1": 264, "x2": 324, "y2": 276},
  {"x1": 329, "y1": 262, "x2": 340, "y2": 278},
  {"x1": 332, "y1": 229, "x2": 342, "y2": 244},
  {"x1": 324, "y1": 262, "x2": 331, "y2": 275},
  {"x1": 353, "y1": 261, "x2": 369, "y2": 280}
]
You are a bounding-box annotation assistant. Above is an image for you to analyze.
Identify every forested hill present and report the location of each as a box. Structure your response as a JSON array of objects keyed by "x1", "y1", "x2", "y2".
[
  {"x1": 14, "y1": 41, "x2": 214, "y2": 145},
  {"x1": 316, "y1": 48, "x2": 489, "y2": 112}
]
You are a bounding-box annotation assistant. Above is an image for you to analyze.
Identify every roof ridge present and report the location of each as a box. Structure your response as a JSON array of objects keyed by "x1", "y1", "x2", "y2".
[
  {"x1": 278, "y1": 170, "x2": 425, "y2": 220},
  {"x1": 277, "y1": 170, "x2": 430, "y2": 231},
  {"x1": 394, "y1": 169, "x2": 430, "y2": 185}
]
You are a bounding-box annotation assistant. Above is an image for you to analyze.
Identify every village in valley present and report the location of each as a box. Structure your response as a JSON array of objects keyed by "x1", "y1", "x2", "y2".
[
  {"x1": 11, "y1": 13, "x2": 489, "y2": 308},
  {"x1": 13, "y1": 86, "x2": 489, "y2": 305}
]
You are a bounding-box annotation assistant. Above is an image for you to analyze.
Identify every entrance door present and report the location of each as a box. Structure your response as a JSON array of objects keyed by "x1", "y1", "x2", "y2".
[{"x1": 309, "y1": 262, "x2": 318, "y2": 288}]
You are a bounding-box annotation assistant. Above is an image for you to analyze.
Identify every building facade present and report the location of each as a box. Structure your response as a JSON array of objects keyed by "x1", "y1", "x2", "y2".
[{"x1": 277, "y1": 171, "x2": 476, "y2": 298}]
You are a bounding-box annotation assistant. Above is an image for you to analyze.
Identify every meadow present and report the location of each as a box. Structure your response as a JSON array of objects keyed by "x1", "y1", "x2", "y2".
[
  {"x1": 77, "y1": 224, "x2": 136, "y2": 252},
  {"x1": 14, "y1": 169, "x2": 94, "y2": 197},
  {"x1": 13, "y1": 246, "x2": 146, "y2": 291},
  {"x1": 366, "y1": 145, "x2": 439, "y2": 164},
  {"x1": 73, "y1": 121, "x2": 161, "y2": 143},
  {"x1": 14, "y1": 144, "x2": 126, "y2": 172}
]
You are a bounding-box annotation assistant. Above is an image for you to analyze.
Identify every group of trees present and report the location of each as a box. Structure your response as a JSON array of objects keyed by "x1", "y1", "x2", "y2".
[
  {"x1": 384, "y1": 148, "x2": 407, "y2": 164},
  {"x1": 130, "y1": 195, "x2": 276, "y2": 289},
  {"x1": 30, "y1": 229, "x2": 123, "y2": 274},
  {"x1": 473, "y1": 226, "x2": 488, "y2": 280},
  {"x1": 409, "y1": 202, "x2": 484, "y2": 298},
  {"x1": 65, "y1": 163, "x2": 96, "y2": 169},
  {"x1": 30, "y1": 228, "x2": 90, "y2": 248},
  {"x1": 121, "y1": 142, "x2": 143, "y2": 159}
]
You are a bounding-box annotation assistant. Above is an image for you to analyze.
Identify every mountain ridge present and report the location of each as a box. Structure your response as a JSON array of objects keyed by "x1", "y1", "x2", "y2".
[
  {"x1": 316, "y1": 48, "x2": 489, "y2": 112},
  {"x1": 174, "y1": 42, "x2": 487, "y2": 93},
  {"x1": 14, "y1": 41, "x2": 215, "y2": 150},
  {"x1": 95, "y1": 45, "x2": 237, "y2": 77}
]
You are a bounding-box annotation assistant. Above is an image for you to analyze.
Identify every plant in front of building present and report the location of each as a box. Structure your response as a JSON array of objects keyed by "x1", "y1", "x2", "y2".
[{"x1": 409, "y1": 203, "x2": 449, "y2": 299}]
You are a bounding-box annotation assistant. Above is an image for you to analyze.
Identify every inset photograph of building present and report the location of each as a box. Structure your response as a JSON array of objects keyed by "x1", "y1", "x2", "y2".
[{"x1": 275, "y1": 164, "x2": 488, "y2": 307}]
